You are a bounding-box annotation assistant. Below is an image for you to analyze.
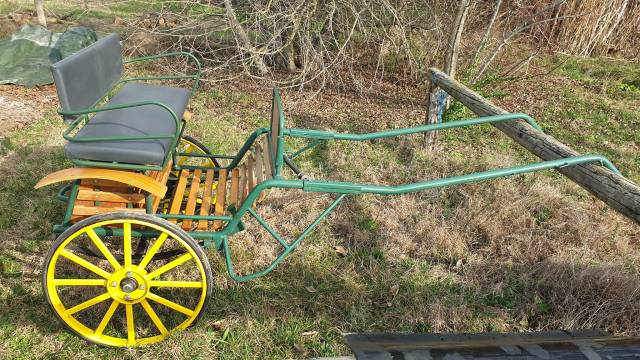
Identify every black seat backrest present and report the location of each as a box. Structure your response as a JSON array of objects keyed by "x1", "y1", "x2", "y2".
[{"x1": 51, "y1": 33, "x2": 123, "y2": 123}]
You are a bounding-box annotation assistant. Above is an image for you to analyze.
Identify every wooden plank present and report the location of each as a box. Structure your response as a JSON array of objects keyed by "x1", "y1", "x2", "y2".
[
  {"x1": 152, "y1": 161, "x2": 173, "y2": 211},
  {"x1": 81, "y1": 178, "x2": 129, "y2": 189},
  {"x1": 77, "y1": 190, "x2": 146, "y2": 204},
  {"x1": 257, "y1": 139, "x2": 270, "y2": 203},
  {"x1": 168, "y1": 170, "x2": 190, "y2": 224},
  {"x1": 198, "y1": 170, "x2": 215, "y2": 230},
  {"x1": 254, "y1": 144, "x2": 264, "y2": 184},
  {"x1": 238, "y1": 164, "x2": 247, "y2": 205},
  {"x1": 78, "y1": 182, "x2": 123, "y2": 209},
  {"x1": 428, "y1": 67, "x2": 640, "y2": 224},
  {"x1": 247, "y1": 154, "x2": 256, "y2": 192},
  {"x1": 213, "y1": 169, "x2": 228, "y2": 230},
  {"x1": 36, "y1": 167, "x2": 167, "y2": 199},
  {"x1": 262, "y1": 136, "x2": 273, "y2": 179},
  {"x1": 182, "y1": 169, "x2": 202, "y2": 230},
  {"x1": 247, "y1": 154, "x2": 257, "y2": 209},
  {"x1": 230, "y1": 168, "x2": 240, "y2": 208},
  {"x1": 72, "y1": 205, "x2": 145, "y2": 217}
]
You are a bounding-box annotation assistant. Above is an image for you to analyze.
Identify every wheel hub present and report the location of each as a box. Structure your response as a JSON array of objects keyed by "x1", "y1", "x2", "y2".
[
  {"x1": 120, "y1": 277, "x2": 138, "y2": 293},
  {"x1": 107, "y1": 267, "x2": 149, "y2": 304}
]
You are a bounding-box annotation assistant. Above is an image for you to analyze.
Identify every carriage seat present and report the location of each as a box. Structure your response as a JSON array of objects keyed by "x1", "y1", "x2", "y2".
[{"x1": 52, "y1": 33, "x2": 191, "y2": 166}]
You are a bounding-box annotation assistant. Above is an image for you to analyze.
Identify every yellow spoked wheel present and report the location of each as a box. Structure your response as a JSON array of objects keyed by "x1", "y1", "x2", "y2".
[
  {"x1": 42, "y1": 212, "x2": 213, "y2": 347},
  {"x1": 175, "y1": 135, "x2": 219, "y2": 169}
]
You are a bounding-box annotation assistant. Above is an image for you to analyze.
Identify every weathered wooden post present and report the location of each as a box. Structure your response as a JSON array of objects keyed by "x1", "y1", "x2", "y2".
[
  {"x1": 428, "y1": 67, "x2": 640, "y2": 224},
  {"x1": 424, "y1": 0, "x2": 471, "y2": 149}
]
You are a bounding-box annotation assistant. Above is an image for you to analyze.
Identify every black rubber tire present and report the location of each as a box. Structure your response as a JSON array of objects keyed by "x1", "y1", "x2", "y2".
[
  {"x1": 41, "y1": 212, "x2": 214, "y2": 347},
  {"x1": 181, "y1": 134, "x2": 221, "y2": 168}
]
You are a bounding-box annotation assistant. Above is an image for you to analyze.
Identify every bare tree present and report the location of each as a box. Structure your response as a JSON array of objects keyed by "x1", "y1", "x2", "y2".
[
  {"x1": 470, "y1": 0, "x2": 502, "y2": 70},
  {"x1": 424, "y1": 0, "x2": 471, "y2": 149},
  {"x1": 472, "y1": 0, "x2": 570, "y2": 84},
  {"x1": 223, "y1": 0, "x2": 268, "y2": 76},
  {"x1": 35, "y1": 0, "x2": 46, "y2": 27}
]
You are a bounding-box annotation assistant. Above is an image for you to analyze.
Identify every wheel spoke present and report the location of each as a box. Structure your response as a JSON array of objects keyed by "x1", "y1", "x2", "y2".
[
  {"x1": 146, "y1": 253, "x2": 193, "y2": 280},
  {"x1": 60, "y1": 249, "x2": 111, "y2": 279},
  {"x1": 140, "y1": 299, "x2": 168, "y2": 335},
  {"x1": 65, "y1": 293, "x2": 111, "y2": 315},
  {"x1": 147, "y1": 292, "x2": 194, "y2": 316},
  {"x1": 123, "y1": 222, "x2": 132, "y2": 268},
  {"x1": 137, "y1": 233, "x2": 168, "y2": 269},
  {"x1": 177, "y1": 144, "x2": 195, "y2": 166},
  {"x1": 150, "y1": 280, "x2": 203, "y2": 288},
  {"x1": 125, "y1": 304, "x2": 135, "y2": 345},
  {"x1": 53, "y1": 278, "x2": 106, "y2": 286},
  {"x1": 86, "y1": 228, "x2": 121, "y2": 270},
  {"x1": 95, "y1": 300, "x2": 119, "y2": 336}
]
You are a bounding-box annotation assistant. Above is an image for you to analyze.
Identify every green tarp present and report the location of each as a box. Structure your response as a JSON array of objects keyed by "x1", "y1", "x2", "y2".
[{"x1": 0, "y1": 24, "x2": 98, "y2": 86}]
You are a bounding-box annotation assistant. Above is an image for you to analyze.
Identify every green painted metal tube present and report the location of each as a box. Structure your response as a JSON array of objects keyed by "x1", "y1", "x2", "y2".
[
  {"x1": 215, "y1": 178, "x2": 305, "y2": 237},
  {"x1": 176, "y1": 165, "x2": 226, "y2": 171},
  {"x1": 70, "y1": 159, "x2": 164, "y2": 171},
  {"x1": 247, "y1": 208, "x2": 290, "y2": 249},
  {"x1": 56, "y1": 183, "x2": 72, "y2": 202},
  {"x1": 225, "y1": 128, "x2": 270, "y2": 170},
  {"x1": 284, "y1": 113, "x2": 542, "y2": 141},
  {"x1": 301, "y1": 155, "x2": 620, "y2": 195},
  {"x1": 223, "y1": 194, "x2": 346, "y2": 282},
  {"x1": 289, "y1": 139, "x2": 324, "y2": 160},
  {"x1": 61, "y1": 181, "x2": 80, "y2": 225},
  {"x1": 61, "y1": 100, "x2": 180, "y2": 142},
  {"x1": 123, "y1": 51, "x2": 202, "y2": 95},
  {"x1": 175, "y1": 152, "x2": 235, "y2": 159}
]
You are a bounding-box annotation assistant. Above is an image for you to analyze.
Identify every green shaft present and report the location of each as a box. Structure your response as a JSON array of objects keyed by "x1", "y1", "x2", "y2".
[
  {"x1": 301, "y1": 155, "x2": 620, "y2": 195},
  {"x1": 285, "y1": 113, "x2": 542, "y2": 141}
]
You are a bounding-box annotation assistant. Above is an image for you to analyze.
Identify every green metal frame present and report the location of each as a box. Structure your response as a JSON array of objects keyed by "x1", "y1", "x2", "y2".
[{"x1": 50, "y1": 87, "x2": 623, "y2": 283}]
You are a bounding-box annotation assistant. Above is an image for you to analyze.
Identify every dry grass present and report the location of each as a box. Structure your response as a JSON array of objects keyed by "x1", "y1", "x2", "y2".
[{"x1": 0, "y1": 52, "x2": 639, "y2": 358}]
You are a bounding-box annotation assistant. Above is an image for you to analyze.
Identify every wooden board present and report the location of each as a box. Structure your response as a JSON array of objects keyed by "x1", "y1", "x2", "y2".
[
  {"x1": 238, "y1": 164, "x2": 247, "y2": 206},
  {"x1": 182, "y1": 169, "x2": 202, "y2": 230},
  {"x1": 35, "y1": 167, "x2": 167, "y2": 199},
  {"x1": 198, "y1": 170, "x2": 215, "y2": 230},
  {"x1": 152, "y1": 161, "x2": 173, "y2": 211},
  {"x1": 428, "y1": 67, "x2": 640, "y2": 224},
  {"x1": 213, "y1": 169, "x2": 228, "y2": 230},
  {"x1": 168, "y1": 170, "x2": 190, "y2": 224},
  {"x1": 247, "y1": 154, "x2": 256, "y2": 192},
  {"x1": 254, "y1": 143, "x2": 264, "y2": 184},
  {"x1": 230, "y1": 168, "x2": 240, "y2": 208},
  {"x1": 72, "y1": 205, "x2": 145, "y2": 217},
  {"x1": 262, "y1": 136, "x2": 273, "y2": 179},
  {"x1": 76, "y1": 189, "x2": 146, "y2": 205}
]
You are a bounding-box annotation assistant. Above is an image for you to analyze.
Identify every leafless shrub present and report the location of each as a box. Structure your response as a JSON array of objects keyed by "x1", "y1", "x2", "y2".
[
  {"x1": 543, "y1": 0, "x2": 640, "y2": 58},
  {"x1": 120, "y1": 0, "x2": 444, "y2": 90}
]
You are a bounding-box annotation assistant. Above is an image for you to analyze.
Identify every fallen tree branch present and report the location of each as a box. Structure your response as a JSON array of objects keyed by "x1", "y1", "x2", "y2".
[{"x1": 428, "y1": 67, "x2": 640, "y2": 224}]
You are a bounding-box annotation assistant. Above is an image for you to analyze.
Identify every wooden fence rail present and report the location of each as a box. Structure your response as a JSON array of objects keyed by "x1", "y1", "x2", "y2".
[{"x1": 428, "y1": 68, "x2": 640, "y2": 224}]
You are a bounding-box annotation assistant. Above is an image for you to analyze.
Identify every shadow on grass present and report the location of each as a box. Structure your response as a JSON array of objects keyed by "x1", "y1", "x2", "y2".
[{"x1": 0, "y1": 145, "x2": 639, "y2": 357}]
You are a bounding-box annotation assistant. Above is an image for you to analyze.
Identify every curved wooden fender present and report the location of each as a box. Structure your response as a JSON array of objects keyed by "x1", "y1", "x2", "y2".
[{"x1": 35, "y1": 168, "x2": 168, "y2": 199}]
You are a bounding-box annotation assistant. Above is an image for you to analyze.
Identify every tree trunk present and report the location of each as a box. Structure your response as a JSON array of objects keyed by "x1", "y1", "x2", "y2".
[
  {"x1": 424, "y1": 0, "x2": 471, "y2": 149},
  {"x1": 428, "y1": 67, "x2": 640, "y2": 224},
  {"x1": 222, "y1": 0, "x2": 268, "y2": 76},
  {"x1": 35, "y1": 0, "x2": 46, "y2": 27},
  {"x1": 471, "y1": 0, "x2": 502, "y2": 70}
]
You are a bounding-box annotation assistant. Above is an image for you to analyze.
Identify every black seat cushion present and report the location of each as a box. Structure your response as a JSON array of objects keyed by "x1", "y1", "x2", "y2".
[{"x1": 64, "y1": 83, "x2": 190, "y2": 166}]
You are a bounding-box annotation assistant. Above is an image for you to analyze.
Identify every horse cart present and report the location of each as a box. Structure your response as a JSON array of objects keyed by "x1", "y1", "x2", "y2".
[{"x1": 35, "y1": 34, "x2": 621, "y2": 347}]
